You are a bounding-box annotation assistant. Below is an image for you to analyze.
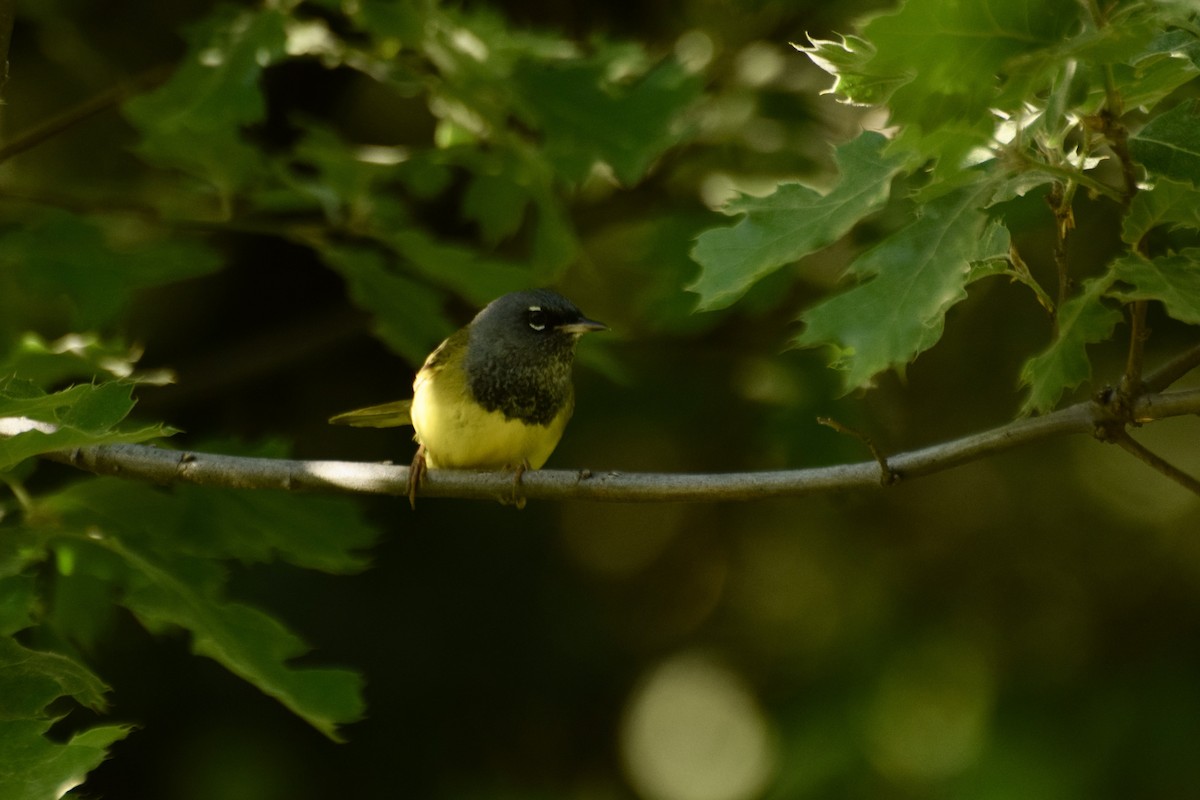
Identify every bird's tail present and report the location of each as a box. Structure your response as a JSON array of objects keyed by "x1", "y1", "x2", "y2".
[{"x1": 328, "y1": 399, "x2": 413, "y2": 428}]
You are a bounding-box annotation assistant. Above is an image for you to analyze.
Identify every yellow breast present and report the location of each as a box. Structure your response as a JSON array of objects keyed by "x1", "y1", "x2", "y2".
[{"x1": 409, "y1": 358, "x2": 571, "y2": 470}]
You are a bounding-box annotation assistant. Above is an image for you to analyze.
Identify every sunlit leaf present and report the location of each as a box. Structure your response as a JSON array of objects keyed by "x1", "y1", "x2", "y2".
[
  {"x1": 0, "y1": 334, "x2": 171, "y2": 389},
  {"x1": 0, "y1": 381, "x2": 174, "y2": 471},
  {"x1": 797, "y1": 34, "x2": 906, "y2": 106},
  {"x1": 812, "y1": 0, "x2": 1078, "y2": 156}
]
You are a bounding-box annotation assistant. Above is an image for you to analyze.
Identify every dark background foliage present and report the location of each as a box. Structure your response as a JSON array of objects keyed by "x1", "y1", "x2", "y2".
[{"x1": 3, "y1": 1, "x2": 1200, "y2": 798}]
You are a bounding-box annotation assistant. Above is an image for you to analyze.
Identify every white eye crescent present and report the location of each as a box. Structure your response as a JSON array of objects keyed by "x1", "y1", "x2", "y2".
[{"x1": 527, "y1": 306, "x2": 547, "y2": 331}]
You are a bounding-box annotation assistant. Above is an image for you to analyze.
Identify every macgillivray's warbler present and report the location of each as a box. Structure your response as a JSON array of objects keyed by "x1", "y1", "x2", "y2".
[{"x1": 330, "y1": 289, "x2": 607, "y2": 506}]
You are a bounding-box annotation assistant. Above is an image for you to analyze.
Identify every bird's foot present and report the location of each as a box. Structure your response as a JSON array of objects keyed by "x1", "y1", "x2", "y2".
[
  {"x1": 501, "y1": 460, "x2": 529, "y2": 509},
  {"x1": 407, "y1": 444, "x2": 427, "y2": 509}
]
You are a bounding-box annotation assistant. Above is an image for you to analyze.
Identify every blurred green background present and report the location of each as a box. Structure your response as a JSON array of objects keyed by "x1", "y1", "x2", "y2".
[{"x1": 5, "y1": 0, "x2": 1200, "y2": 798}]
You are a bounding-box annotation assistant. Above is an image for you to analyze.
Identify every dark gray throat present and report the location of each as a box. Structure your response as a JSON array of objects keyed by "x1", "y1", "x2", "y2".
[{"x1": 466, "y1": 342, "x2": 575, "y2": 426}]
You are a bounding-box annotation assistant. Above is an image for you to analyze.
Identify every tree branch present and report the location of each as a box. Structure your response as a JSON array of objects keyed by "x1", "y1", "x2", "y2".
[{"x1": 21, "y1": 387, "x2": 1200, "y2": 504}]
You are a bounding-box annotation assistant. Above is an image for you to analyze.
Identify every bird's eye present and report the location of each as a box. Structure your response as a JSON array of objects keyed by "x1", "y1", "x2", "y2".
[{"x1": 527, "y1": 307, "x2": 547, "y2": 332}]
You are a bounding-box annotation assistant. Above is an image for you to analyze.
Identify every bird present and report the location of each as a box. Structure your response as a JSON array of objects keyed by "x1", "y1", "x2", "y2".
[{"x1": 330, "y1": 289, "x2": 607, "y2": 506}]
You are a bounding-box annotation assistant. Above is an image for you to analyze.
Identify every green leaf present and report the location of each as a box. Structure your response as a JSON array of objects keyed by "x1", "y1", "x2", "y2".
[
  {"x1": 688, "y1": 132, "x2": 911, "y2": 310},
  {"x1": 51, "y1": 477, "x2": 376, "y2": 574},
  {"x1": 811, "y1": 0, "x2": 1078, "y2": 154},
  {"x1": 1131, "y1": 100, "x2": 1200, "y2": 185},
  {"x1": 0, "y1": 381, "x2": 173, "y2": 471},
  {"x1": 0, "y1": 637, "x2": 110, "y2": 718},
  {"x1": 375, "y1": 223, "x2": 534, "y2": 306},
  {"x1": 0, "y1": 576, "x2": 36, "y2": 636},
  {"x1": 37, "y1": 478, "x2": 373, "y2": 740},
  {"x1": 123, "y1": 7, "x2": 288, "y2": 199},
  {"x1": 1019, "y1": 275, "x2": 1122, "y2": 414},
  {"x1": 0, "y1": 211, "x2": 221, "y2": 329},
  {"x1": 1122, "y1": 178, "x2": 1200, "y2": 244},
  {"x1": 798, "y1": 34, "x2": 907, "y2": 107},
  {"x1": 0, "y1": 719, "x2": 130, "y2": 800},
  {"x1": 103, "y1": 539, "x2": 364, "y2": 741},
  {"x1": 1117, "y1": 27, "x2": 1200, "y2": 113},
  {"x1": 0, "y1": 333, "x2": 172, "y2": 389},
  {"x1": 1110, "y1": 250, "x2": 1200, "y2": 324},
  {"x1": 463, "y1": 172, "x2": 531, "y2": 245},
  {"x1": 320, "y1": 245, "x2": 454, "y2": 365},
  {"x1": 512, "y1": 52, "x2": 701, "y2": 184},
  {"x1": 794, "y1": 184, "x2": 1012, "y2": 391}
]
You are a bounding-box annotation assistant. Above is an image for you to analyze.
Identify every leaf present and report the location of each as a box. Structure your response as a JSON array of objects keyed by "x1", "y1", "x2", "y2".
[
  {"x1": 51, "y1": 477, "x2": 377, "y2": 574},
  {"x1": 0, "y1": 333, "x2": 172, "y2": 389},
  {"x1": 688, "y1": 132, "x2": 911, "y2": 310},
  {"x1": 0, "y1": 719, "x2": 131, "y2": 800},
  {"x1": 1121, "y1": 178, "x2": 1200, "y2": 244},
  {"x1": 378, "y1": 226, "x2": 534, "y2": 305},
  {"x1": 1110, "y1": 250, "x2": 1200, "y2": 324},
  {"x1": 0, "y1": 637, "x2": 110, "y2": 718},
  {"x1": 1019, "y1": 275, "x2": 1122, "y2": 414},
  {"x1": 0, "y1": 637, "x2": 124, "y2": 798},
  {"x1": 123, "y1": 7, "x2": 288, "y2": 199},
  {"x1": 1117, "y1": 27, "x2": 1200, "y2": 112},
  {"x1": 797, "y1": 34, "x2": 907, "y2": 107},
  {"x1": 0, "y1": 381, "x2": 173, "y2": 471},
  {"x1": 0, "y1": 211, "x2": 221, "y2": 329},
  {"x1": 320, "y1": 245, "x2": 454, "y2": 365},
  {"x1": 101, "y1": 539, "x2": 364, "y2": 741},
  {"x1": 39, "y1": 476, "x2": 374, "y2": 740},
  {"x1": 463, "y1": 172, "x2": 531, "y2": 245},
  {"x1": 808, "y1": 0, "x2": 1078, "y2": 155},
  {"x1": 511, "y1": 52, "x2": 702, "y2": 184},
  {"x1": 1131, "y1": 99, "x2": 1200, "y2": 185},
  {"x1": 794, "y1": 184, "x2": 1012, "y2": 392},
  {"x1": 0, "y1": 576, "x2": 36, "y2": 636}
]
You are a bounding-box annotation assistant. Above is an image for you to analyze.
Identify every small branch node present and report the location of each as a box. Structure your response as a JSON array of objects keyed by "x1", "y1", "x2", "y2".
[{"x1": 818, "y1": 416, "x2": 897, "y2": 486}]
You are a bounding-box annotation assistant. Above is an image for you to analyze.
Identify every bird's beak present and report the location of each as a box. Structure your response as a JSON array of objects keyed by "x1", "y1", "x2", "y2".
[{"x1": 557, "y1": 317, "x2": 608, "y2": 336}]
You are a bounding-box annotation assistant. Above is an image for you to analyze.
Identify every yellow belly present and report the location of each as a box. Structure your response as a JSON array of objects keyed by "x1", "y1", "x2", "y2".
[{"x1": 410, "y1": 369, "x2": 569, "y2": 470}]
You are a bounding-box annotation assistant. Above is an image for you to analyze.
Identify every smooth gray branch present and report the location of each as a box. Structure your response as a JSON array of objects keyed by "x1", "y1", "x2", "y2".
[{"x1": 28, "y1": 387, "x2": 1200, "y2": 504}]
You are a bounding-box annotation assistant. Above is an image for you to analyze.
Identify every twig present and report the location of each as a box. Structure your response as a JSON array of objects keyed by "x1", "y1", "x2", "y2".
[
  {"x1": 817, "y1": 416, "x2": 896, "y2": 485},
  {"x1": 21, "y1": 387, "x2": 1200, "y2": 503},
  {"x1": 1143, "y1": 343, "x2": 1200, "y2": 394},
  {"x1": 1121, "y1": 300, "x2": 1150, "y2": 397},
  {"x1": 1046, "y1": 181, "x2": 1076, "y2": 323},
  {"x1": 0, "y1": 66, "x2": 171, "y2": 165},
  {"x1": 1110, "y1": 428, "x2": 1200, "y2": 496}
]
